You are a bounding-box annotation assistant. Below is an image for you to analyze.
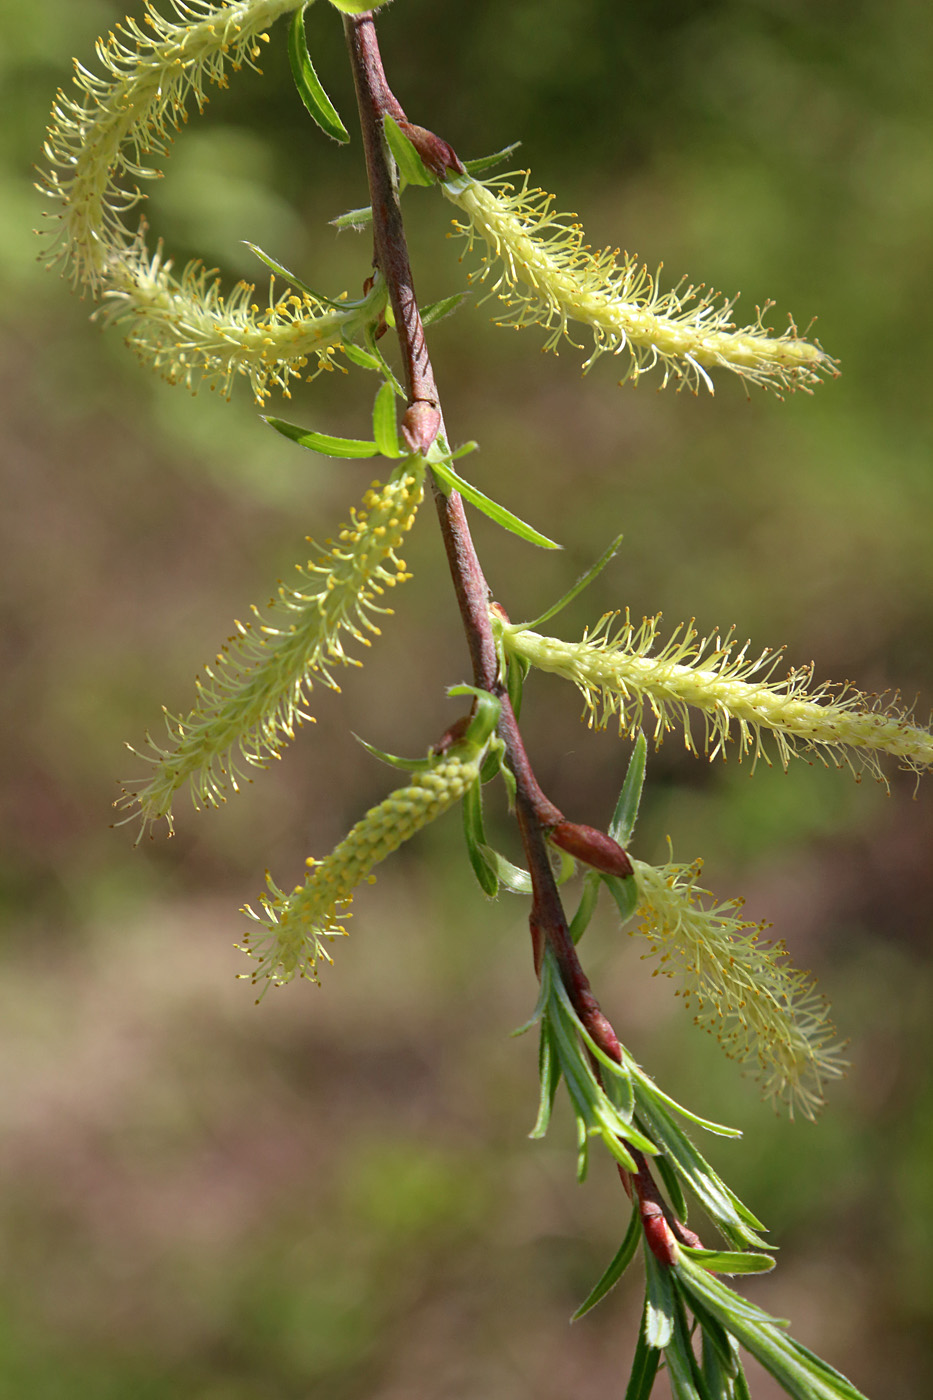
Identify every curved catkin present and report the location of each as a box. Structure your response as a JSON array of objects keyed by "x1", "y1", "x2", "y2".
[
  {"x1": 121, "y1": 467, "x2": 424, "y2": 835},
  {"x1": 501, "y1": 613, "x2": 933, "y2": 783},
  {"x1": 38, "y1": 0, "x2": 377, "y2": 400},
  {"x1": 240, "y1": 750, "x2": 484, "y2": 993},
  {"x1": 631, "y1": 858, "x2": 846, "y2": 1119},
  {"x1": 443, "y1": 172, "x2": 835, "y2": 396}
]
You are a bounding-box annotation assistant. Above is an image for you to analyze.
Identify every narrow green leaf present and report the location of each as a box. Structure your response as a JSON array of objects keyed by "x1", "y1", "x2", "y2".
[
  {"x1": 576, "y1": 1111, "x2": 590, "y2": 1183},
  {"x1": 449, "y1": 439, "x2": 480, "y2": 460},
  {"x1": 665, "y1": 1329, "x2": 708, "y2": 1400},
  {"x1": 476, "y1": 844, "x2": 531, "y2": 894},
  {"x1": 383, "y1": 114, "x2": 435, "y2": 187},
  {"x1": 506, "y1": 652, "x2": 529, "y2": 722},
  {"x1": 610, "y1": 731, "x2": 648, "y2": 846},
  {"x1": 496, "y1": 749, "x2": 517, "y2": 810},
  {"x1": 733, "y1": 1364, "x2": 753, "y2": 1400},
  {"x1": 675, "y1": 1256, "x2": 786, "y2": 1330},
  {"x1": 572, "y1": 1207, "x2": 641, "y2": 1321},
  {"x1": 680, "y1": 1247, "x2": 775, "y2": 1277},
  {"x1": 676, "y1": 1259, "x2": 870, "y2": 1400},
  {"x1": 694, "y1": 1292, "x2": 742, "y2": 1385},
  {"x1": 264, "y1": 416, "x2": 378, "y2": 458},
  {"x1": 244, "y1": 242, "x2": 359, "y2": 308},
  {"x1": 666, "y1": 1291, "x2": 716, "y2": 1400},
  {"x1": 531, "y1": 1020, "x2": 562, "y2": 1139},
  {"x1": 353, "y1": 734, "x2": 437, "y2": 774},
  {"x1": 431, "y1": 457, "x2": 562, "y2": 549},
  {"x1": 288, "y1": 7, "x2": 350, "y2": 143},
  {"x1": 629, "y1": 1066, "x2": 744, "y2": 1140},
  {"x1": 462, "y1": 781, "x2": 499, "y2": 898},
  {"x1": 523, "y1": 532, "x2": 625, "y2": 630},
  {"x1": 341, "y1": 341, "x2": 383, "y2": 372},
  {"x1": 461, "y1": 140, "x2": 522, "y2": 175},
  {"x1": 421, "y1": 291, "x2": 471, "y2": 327},
  {"x1": 643, "y1": 1246, "x2": 676, "y2": 1349},
  {"x1": 569, "y1": 869, "x2": 601, "y2": 944},
  {"x1": 597, "y1": 1127, "x2": 639, "y2": 1174},
  {"x1": 701, "y1": 1337, "x2": 736, "y2": 1400},
  {"x1": 372, "y1": 380, "x2": 401, "y2": 458},
  {"x1": 331, "y1": 204, "x2": 373, "y2": 230},
  {"x1": 631, "y1": 1089, "x2": 766, "y2": 1248},
  {"x1": 602, "y1": 871, "x2": 639, "y2": 924},
  {"x1": 360, "y1": 325, "x2": 406, "y2": 397},
  {"x1": 655, "y1": 1151, "x2": 689, "y2": 1226},
  {"x1": 624, "y1": 1310, "x2": 662, "y2": 1400}
]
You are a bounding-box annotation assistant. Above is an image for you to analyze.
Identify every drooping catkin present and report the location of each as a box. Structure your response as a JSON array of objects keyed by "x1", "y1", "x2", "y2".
[{"x1": 443, "y1": 172, "x2": 834, "y2": 396}]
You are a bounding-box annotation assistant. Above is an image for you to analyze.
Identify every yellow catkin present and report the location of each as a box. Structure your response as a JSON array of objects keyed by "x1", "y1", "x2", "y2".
[
  {"x1": 443, "y1": 172, "x2": 834, "y2": 396},
  {"x1": 38, "y1": 0, "x2": 380, "y2": 400},
  {"x1": 121, "y1": 468, "x2": 424, "y2": 834},
  {"x1": 502, "y1": 613, "x2": 933, "y2": 782},
  {"x1": 632, "y1": 858, "x2": 846, "y2": 1118},
  {"x1": 240, "y1": 750, "x2": 484, "y2": 992}
]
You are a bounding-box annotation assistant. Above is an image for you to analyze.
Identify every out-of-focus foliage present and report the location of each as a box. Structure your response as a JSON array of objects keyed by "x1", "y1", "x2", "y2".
[{"x1": 2, "y1": 1, "x2": 931, "y2": 1396}]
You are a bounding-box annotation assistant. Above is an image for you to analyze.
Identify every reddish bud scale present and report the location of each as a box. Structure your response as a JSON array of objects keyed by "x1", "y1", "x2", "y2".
[
  {"x1": 397, "y1": 120, "x2": 465, "y2": 178},
  {"x1": 640, "y1": 1200, "x2": 678, "y2": 1268},
  {"x1": 549, "y1": 820, "x2": 633, "y2": 879},
  {"x1": 402, "y1": 400, "x2": 441, "y2": 454}
]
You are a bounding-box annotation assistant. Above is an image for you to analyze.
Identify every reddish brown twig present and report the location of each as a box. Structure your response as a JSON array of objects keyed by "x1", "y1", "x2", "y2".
[{"x1": 342, "y1": 9, "x2": 694, "y2": 1262}]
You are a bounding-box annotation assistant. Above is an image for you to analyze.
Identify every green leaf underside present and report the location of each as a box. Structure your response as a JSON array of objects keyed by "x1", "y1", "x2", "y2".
[
  {"x1": 264, "y1": 416, "x2": 378, "y2": 458},
  {"x1": 288, "y1": 8, "x2": 350, "y2": 143},
  {"x1": 644, "y1": 1245, "x2": 677, "y2": 1349},
  {"x1": 681, "y1": 1247, "x2": 775, "y2": 1276},
  {"x1": 477, "y1": 844, "x2": 532, "y2": 893},
  {"x1": 430, "y1": 458, "x2": 561, "y2": 549},
  {"x1": 572, "y1": 1206, "x2": 641, "y2": 1320},
  {"x1": 383, "y1": 114, "x2": 435, "y2": 186}
]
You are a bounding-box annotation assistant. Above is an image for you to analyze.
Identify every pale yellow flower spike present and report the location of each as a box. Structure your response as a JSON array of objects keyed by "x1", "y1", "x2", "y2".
[
  {"x1": 39, "y1": 0, "x2": 382, "y2": 401},
  {"x1": 631, "y1": 857, "x2": 847, "y2": 1119},
  {"x1": 121, "y1": 467, "x2": 424, "y2": 835},
  {"x1": 501, "y1": 612, "x2": 933, "y2": 783},
  {"x1": 443, "y1": 172, "x2": 835, "y2": 395},
  {"x1": 240, "y1": 746, "x2": 487, "y2": 995}
]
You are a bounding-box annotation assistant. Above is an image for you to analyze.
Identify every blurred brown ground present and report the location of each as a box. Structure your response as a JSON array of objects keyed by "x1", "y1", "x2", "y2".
[{"x1": 1, "y1": 1, "x2": 932, "y2": 1396}]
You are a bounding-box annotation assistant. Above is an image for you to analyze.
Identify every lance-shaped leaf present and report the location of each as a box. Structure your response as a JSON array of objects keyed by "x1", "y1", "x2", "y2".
[
  {"x1": 265, "y1": 415, "x2": 380, "y2": 458},
  {"x1": 288, "y1": 6, "x2": 350, "y2": 143},
  {"x1": 431, "y1": 455, "x2": 561, "y2": 549},
  {"x1": 571, "y1": 1206, "x2": 641, "y2": 1321}
]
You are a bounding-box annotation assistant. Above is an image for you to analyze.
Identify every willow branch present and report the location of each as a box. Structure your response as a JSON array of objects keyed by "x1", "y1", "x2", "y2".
[{"x1": 341, "y1": 10, "x2": 670, "y2": 1238}]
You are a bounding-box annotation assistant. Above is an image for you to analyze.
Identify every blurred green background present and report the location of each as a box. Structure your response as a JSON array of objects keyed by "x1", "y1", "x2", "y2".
[{"x1": 2, "y1": 0, "x2": 932, "y2": 1395}]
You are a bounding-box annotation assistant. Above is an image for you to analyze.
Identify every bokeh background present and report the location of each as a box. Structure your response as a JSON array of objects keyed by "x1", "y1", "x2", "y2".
[{"x1": 2, "y1": 1, "x2": 932, "y2": 1396}]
